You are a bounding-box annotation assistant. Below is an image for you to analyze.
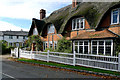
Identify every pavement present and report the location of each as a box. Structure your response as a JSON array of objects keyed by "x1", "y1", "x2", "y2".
[{"x1": 1, "y1": 55, "x2": 102, "y2": 79}]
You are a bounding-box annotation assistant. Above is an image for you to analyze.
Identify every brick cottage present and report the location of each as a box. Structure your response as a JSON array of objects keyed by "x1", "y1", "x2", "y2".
[{"x1": 28, "y1": 0, "x2": 120, "y2": 56}]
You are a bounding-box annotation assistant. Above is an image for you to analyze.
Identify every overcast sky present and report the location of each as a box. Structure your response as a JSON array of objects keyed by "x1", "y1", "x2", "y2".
[{"x1": 0, "y1": 0, "x2": 72, "y2": 31}]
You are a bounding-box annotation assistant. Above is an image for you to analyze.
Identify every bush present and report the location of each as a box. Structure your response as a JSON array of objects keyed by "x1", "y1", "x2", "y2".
[
  {"x1": 0, "y1": 40, "x2": 11, "y2": 55},
  {"x1": 25, "y1": 35, "x2": 43, "y2": 51},
  {"x1": 44, "y1": 48, "x2": 55, "y2": 52},
  {"x1": 56, "y1": 37, "x2": 72, "y2": 53}
]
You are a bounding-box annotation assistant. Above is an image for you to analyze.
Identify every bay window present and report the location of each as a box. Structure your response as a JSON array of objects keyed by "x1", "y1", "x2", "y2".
[
  {"x1": 72, "y1": 17, "x2": 85, "y2": 30},
  {"x1": 73, "y1": 40, "x2": 89, "y2": 54},
  {"x1": 111, "y1": 8, "x2": 120, "y2": 24},
  {"x1": 91, "y1": 40, "x2": 113, "y2": 56},
  {"x1": 73, "y1": 40, "x2": 113, "y2": 56}
]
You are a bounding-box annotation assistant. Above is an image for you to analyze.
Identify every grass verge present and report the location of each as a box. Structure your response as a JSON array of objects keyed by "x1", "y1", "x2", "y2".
[{"x1": 18, "y1": 58, "x2": 120, "y2": 76}]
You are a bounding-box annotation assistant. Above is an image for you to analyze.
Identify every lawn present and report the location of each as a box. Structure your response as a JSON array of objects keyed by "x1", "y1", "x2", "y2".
[{"x1": 18, "y1": 58, "x2": 120, "y2": 76}]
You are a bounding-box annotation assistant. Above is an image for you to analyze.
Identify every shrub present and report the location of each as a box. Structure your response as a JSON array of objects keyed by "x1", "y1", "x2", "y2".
[
  {"x1": 44, "y1": 48, "x2": 55, "y2": 52},
  {"x1": 25, "y1": 35, "x2": 43, "y2": 51},
  {"x1": 56, "y1": 37, "x2": 72, "y2": 53},
  {"x1": 0, "y1": 40, "x2": 11, "y2": 55}
]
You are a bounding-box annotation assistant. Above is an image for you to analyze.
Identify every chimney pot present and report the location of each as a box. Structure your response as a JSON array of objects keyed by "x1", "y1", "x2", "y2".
[{"x1": 72, "y1": 0, "x2": 79, "y2": 8}]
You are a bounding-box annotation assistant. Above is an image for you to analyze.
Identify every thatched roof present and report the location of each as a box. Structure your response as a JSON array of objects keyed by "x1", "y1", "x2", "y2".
[
  {"x1": 28, "y1": 18, "x2": 45, "y2": 36},
  {"x1": 29, "y1": 2, "x2": 120, "y2": 36}
]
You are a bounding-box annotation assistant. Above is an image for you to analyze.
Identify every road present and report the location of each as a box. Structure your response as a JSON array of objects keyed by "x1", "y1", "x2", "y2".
[{"x1": 1, "y1": 55, "x2": 101, "y2": 79}]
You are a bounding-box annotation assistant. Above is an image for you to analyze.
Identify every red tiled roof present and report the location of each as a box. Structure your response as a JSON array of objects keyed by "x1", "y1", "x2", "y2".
[
  {"x1": 108, "y1": 27, "x2": 120, "y2": 36},
  {"x1": 71, "y1": 29, "x2": 119, "y2": 40}
]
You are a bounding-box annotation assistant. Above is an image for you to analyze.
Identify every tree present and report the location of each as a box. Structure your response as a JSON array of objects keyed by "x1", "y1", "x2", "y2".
[
  {"x1": 25, "y1": 35, "x2": 43, "y2": 51},
  {"x1": 0, "y1": 40, "x2": 11, "y2": 54}
]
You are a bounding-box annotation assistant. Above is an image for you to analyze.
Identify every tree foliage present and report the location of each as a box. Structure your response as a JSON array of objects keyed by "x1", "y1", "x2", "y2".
[
  {"x1": 56, "y1": 37, "x2": 72, "y2": 53},
  {"x1": 115, "y1": 38, "x2": 120, "y2": 56},
  {"x1": 25, "y1": 35, "x2": 43, "y2": 51},
  {"x1": 0, "y1": 40, "x2": 11, "y2": 54}
]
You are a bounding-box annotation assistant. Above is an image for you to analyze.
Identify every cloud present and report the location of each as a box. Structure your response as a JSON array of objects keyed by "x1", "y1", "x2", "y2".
[
  {"x1": 0, "y1": 0, "x2": 71, "y2": 20},
  {"x1": 0, "y1": 21, "x2": 29, "y2": 31}
]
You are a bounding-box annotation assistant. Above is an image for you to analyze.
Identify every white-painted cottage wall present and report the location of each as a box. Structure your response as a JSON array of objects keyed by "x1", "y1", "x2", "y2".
[
  {"x1": 0, "y1": 36, "x2": 3, "y2": 40},
  {"x1": 4, "y1": 36, "x2": 27, "y2": 43}
]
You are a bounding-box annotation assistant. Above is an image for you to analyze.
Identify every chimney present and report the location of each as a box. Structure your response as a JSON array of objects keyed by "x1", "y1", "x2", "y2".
[
  {"x1": 40, "y1": 9, "x2": 46, "y2": 20},
  {"x1": 72, "y1": 0, "x2": 79, "y2": 8}
]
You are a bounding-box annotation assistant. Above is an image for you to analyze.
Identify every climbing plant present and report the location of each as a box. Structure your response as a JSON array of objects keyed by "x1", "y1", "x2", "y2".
[{"x1": 25, "y1": 35, "x2": 43, "y2": 51}]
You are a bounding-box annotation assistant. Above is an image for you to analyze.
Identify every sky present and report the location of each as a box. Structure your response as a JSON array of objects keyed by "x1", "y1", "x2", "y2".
[{"x1": 0, "y1": 0, "x2": 72, "y2": 31}]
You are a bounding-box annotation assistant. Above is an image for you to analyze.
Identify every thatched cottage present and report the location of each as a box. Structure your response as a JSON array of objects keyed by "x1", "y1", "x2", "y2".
[{"x1": 28, "y1": 1, "x2": 120, "y2": 56}]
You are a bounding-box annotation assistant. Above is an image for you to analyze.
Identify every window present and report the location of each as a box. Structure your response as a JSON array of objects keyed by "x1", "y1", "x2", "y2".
[
  {"x1": 17, "y1": 36, "x2": 19, "y2": 39},
  {"x1": 91, "y1": 40, "x2": 113, "y2": 56},
  {"x1": 72, "y1": 17, "x2": 85, "y2": 30},
  {"x1": 48, "y1": 24, "x2": 55, "y2": 34},
  {"x1": 74, "y1": 40, "x2": 89, "y2": 54},
  {"x1": 9, "y1": 43, "x2": 13, "y2": 46},
  {"x1": 9, "y1": 35, "x2": 13, "y2": 39},
  {"x1": 23, "y1": 36, "x2": 25, "y2": 39},
  {"x1": 49, "y1": 41, "x2": 53, "y2": 48},
  {"x1": 43, "y1": 42, "x2": 47, "y2": 50},
  {"x1": 111, "y1": 8, "x2": 120, "y2": 24},
  {"x1": 54, "y1": 41, "x2": 57, "y2": 50}
]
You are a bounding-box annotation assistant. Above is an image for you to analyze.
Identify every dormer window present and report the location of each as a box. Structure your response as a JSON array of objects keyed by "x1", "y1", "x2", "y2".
[
  {"x1": 33, "y1": 28, "x2": 38, "y2": 35},
  {"x1": 111, "y1": 8, "x2": 120, "y2": 24},
  {"x1": 72, "y1": 17, "x2": 85, "y2": 30},
  {"x1": 48, "y1": 24, "x2": 55, "y2": 34}
]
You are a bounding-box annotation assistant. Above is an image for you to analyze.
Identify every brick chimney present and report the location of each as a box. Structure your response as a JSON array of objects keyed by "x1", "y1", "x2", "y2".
[
  {"x1": 40, "y1": 9, "x2": 46, "y2": 20},
  {"x1": 72, "y1": 0, "x2": 79, "y2": 8}
]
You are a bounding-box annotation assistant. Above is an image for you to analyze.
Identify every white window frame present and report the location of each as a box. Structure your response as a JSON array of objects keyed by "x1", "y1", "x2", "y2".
[
  {"x1": 72, "y1": 17, "x2": 85, "y2": 30},
  {"x1": 54, "y1": 41, "x2": 57, "y2": 50},
  {"x1": 43, "y1": 41, "x2": 48, "y2": 50},
  {"x1": 111, "y1": 8, "x2": 120, "y2": 25},
  {"x1": 49, "y1": 41, "x2": 53, "y2": 48},
  {"x1": 91, "y1": 40, "x2": 113, "y2": 56},
  {"x1": 73, "y1": 40, "x2": 89, "y2": 54}
]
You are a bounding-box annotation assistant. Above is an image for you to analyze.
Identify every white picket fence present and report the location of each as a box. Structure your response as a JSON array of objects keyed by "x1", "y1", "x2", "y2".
[{"x1": 11, "y1": 48, "x2": 120, "y2": 72}]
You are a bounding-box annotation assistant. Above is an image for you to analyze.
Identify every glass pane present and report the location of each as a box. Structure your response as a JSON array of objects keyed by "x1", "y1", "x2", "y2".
[
  {"x1": 92, "y1": 46, "x2": 97, "y2": 54},
  {"x1": 113, "y1": 10, "x2": 118, "y2": 23},
  {"x1": 75, "y1": 41, "x2": 78, "y2": 45},
  {"x1": 81, "y1": 21, "x2": 83, "y2": 28},
  {"x1": 106, "y1": 47, "x2": 111, "y2": 56},
  {"x1": 98, "y1": 46, "x2": 104, "y2": 55},
  {"x1": 79, "y1": 46, "x2": 83, "y2": 53},
  {"x1": 84, "y1": 46, "x2": 88, "y2": 54},
  {"x1": 105, "y1": 40, "x2": 111, "y2": 45},
  {"x1": 77, "y1": 19, "x2": 79, "y2": 29},
  {"x1": 92, "y1": 41, "x2": 97, "y2": 45},
  {"x1": 79, "y1": 41, "x2": 83, "y2": 45},
  {"x1": 84, "y1": 41, "x2": 88, "y2": 45},
  {"x1": 75, "y1": 46, "x2": 78, "y2": 53},
  {"x1": 99, "y1": 41, "x2": 104, "y2": 45}
]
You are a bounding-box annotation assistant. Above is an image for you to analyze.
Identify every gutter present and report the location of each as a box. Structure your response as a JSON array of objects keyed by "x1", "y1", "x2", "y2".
[{"x1": 108, "y1": 29, "x2": 120, "y2": 37}]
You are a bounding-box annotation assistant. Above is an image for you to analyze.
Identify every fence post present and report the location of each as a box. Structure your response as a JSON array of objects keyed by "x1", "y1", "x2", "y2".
[
  {"x1": 16, "y1": 47, "x2": 19, "y2": 58},
  {"x1": 118, "y1": 53, "x2": 120, "y2": 72},
  {"x1": 11, "y1": 49, "x2": 13, "y2": 57},
  {"x1": 31, "y1": 50, "x2": 32, "y2": 59},
  {"x1": 73, "y1": 51, "x2": 76, "y2": 66},
  {"x1": 47, "y1": 50, "x2": 50, "y2": 62}
]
